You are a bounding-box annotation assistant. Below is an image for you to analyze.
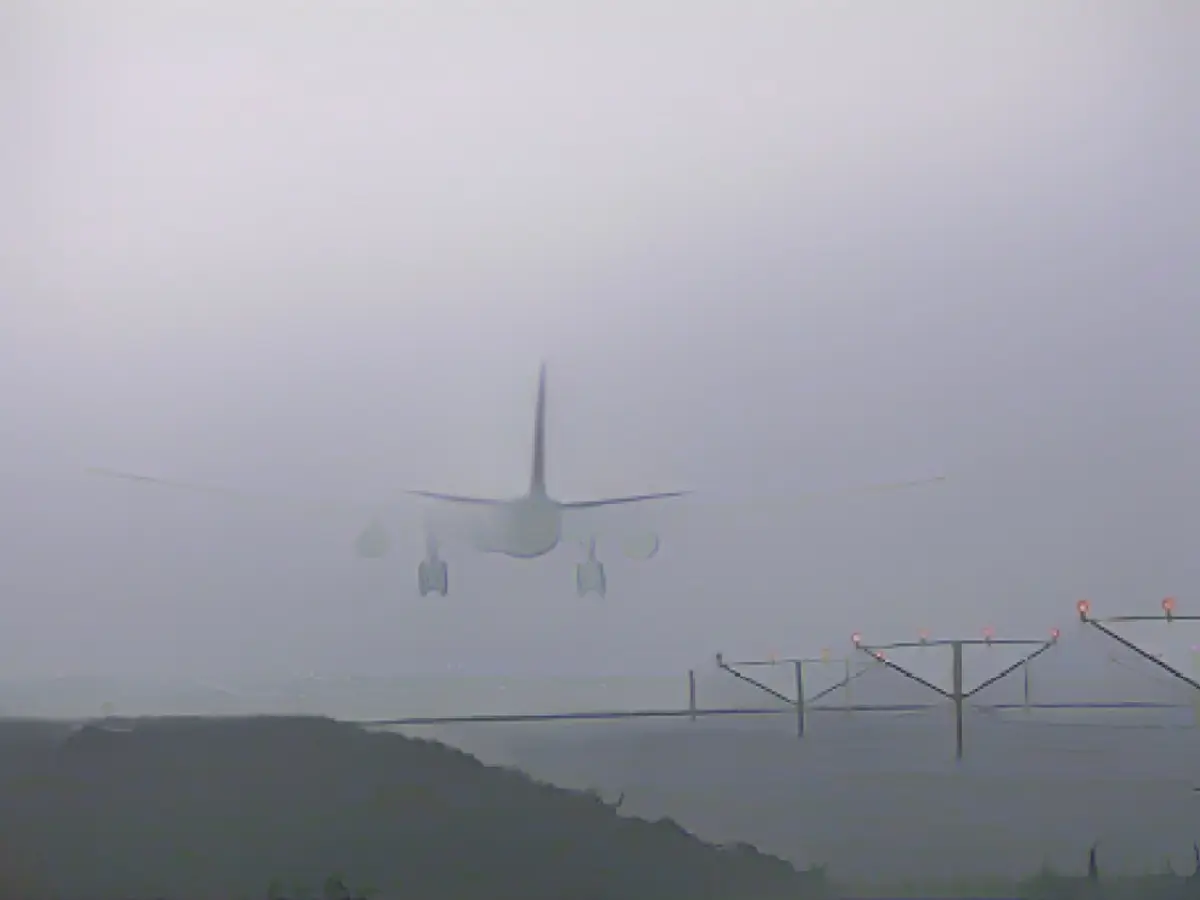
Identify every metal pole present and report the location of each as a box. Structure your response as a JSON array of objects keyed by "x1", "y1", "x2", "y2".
[
  {"x1": 1022, "y1": 659, "x2": 1030, "y2": 715},
  {"x1": 688, "y1": 669, "x2": 697, "y2": 722},
  {"x1": 1193, "y1": 650, "x2": 1200, "y2": 727},
  {"x1": 794, "y1": 660, "x2": 806, "y2": 739},
  {"x1": 844, "y1": 657, "x2": 852, "y2": 714},
  {"x1": 952, "y1": 640, "x2": 964, "y2": 761}
]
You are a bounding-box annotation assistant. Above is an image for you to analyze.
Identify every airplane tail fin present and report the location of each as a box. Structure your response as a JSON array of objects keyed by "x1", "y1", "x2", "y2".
[
  {"x1": 530, "y1": 361, "x2": 547, "y2": 495},
  {"x1": 398, "y1": 363, "x2": 549, "y2": 506}
]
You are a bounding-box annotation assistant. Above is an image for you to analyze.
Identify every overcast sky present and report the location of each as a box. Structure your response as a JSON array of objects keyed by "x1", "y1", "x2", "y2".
[{"x1": 2, "y1": 2, "x2": 1199, "y2": 682}]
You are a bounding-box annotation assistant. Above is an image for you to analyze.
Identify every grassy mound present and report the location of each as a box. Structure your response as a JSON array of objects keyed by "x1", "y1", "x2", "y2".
[{"x1": 0, "y1": 716, "x2": 830, "y2": 899}]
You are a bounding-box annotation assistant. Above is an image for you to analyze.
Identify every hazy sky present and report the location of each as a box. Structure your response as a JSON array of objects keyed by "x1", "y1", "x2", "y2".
[{"x1": 3, "y1": 2, "x2": 1199, "y2": 681}]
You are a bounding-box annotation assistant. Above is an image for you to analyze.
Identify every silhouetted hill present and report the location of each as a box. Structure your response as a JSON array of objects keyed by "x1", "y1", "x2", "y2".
[{"x1": 0, "y1": 716, "x2": 829, "y2": 900}]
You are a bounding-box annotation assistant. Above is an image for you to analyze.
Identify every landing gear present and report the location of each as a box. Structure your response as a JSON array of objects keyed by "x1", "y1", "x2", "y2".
[
  {"x1": 418, "y1": 531, "x2": 448, "y2": 596},
  {"x1": 575, "y1": 537, "x2": 606, "y2": 597},
  {"x1": 418, "y1": 558, "x2": 448, "y2": 596}
]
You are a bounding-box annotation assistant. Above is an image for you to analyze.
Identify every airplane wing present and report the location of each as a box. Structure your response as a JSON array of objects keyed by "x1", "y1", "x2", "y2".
[
  {"x1": 84, "y1": 467, "x2": 369, "y2": 518},
  {"x1": 559, "y1": 475, "x2": 943, "y2": 518},
  {"x1": 689, "y1": 475, "x2": 948, "y2": 511},
  {"x1": 85, "y1": 466, "x2": 488, "y2": 552},
  {"x1": 766, "y1": 474, "x2": 948, "y2": 504},
  {"x1": 81, "y1": 468, "x2": 501, "y2": 561},
  {"x1": 87, "y1": 467, "x2": 511, "y2": 513}
]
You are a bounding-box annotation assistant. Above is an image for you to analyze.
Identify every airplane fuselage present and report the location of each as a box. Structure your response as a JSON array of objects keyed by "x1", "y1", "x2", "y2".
[{"x1": 468, "y1": 491, "x2": 562, "y2": 559}]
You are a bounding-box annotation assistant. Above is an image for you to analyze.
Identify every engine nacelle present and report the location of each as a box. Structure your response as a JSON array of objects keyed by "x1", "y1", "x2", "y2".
[
  {"x1": 622, "y1": 532, "x2": 660, "y2": 561},
  {"x1": 354, "y1": 520, "x2": 391, "y2": 558}
]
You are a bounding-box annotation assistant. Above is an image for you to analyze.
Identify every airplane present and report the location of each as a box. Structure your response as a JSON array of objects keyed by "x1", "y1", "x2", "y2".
[
  {"x1": 87, "y1": 363, "x2": 691, "y2": 597},
  {"x1": 383, "y1": 361, "x2": 694, "y2": 596},
  {"x1": 87, "y1": 363, "x2": 948, "y2": 598}
]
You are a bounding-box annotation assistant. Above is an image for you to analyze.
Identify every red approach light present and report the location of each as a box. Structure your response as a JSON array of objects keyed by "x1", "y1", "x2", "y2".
[
  {"x1": 873, "y1": 651, "x2": 886, "y2": 662},
  {"x1": 851, "y1": 632, "x2": 862, "y2": 647},
  {"x1": 918, "y1": 629, "x2": 930, "y2": 644},
  {"x1": 1050, "y1": 628, "x2": 1061, "y2": 643},
  {"x1": 983, "y1": 626, "x2": 995, "y2": 645},
  {"x1": 1077, "y1": 599, "x2": 1091, "y2": 621},
  {"x1": 1163, "y1": 596, "x2": 1176, "y2": 619}
]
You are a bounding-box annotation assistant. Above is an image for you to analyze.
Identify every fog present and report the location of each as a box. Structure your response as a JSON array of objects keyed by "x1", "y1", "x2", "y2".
[{"x1": 3, "y1": 3, "x2": 1199, "y2": 687}]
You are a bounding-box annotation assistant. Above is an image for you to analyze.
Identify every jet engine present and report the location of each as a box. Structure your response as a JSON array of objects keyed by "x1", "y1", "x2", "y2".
[
  {"x1": 354, "y1": 519, "x2": 391, "y2": 558},
  {"x1": 621, "y1": 531, "x2": 660, "y2": 561}
]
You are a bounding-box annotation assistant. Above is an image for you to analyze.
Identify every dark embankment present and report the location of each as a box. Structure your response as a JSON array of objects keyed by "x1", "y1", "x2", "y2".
[{"x1": 0, "y1": 716, "x2": 829, "y2": 900}]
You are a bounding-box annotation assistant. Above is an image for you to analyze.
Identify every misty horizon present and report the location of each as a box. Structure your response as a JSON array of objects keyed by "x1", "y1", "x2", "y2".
[{"x1": 3, "y1": 3, "x2": 1199, "y2": 683}]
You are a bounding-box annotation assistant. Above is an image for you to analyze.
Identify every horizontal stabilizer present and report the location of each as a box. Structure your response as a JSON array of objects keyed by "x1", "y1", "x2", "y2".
[
  {"x1": 404, "y1": 490, "x2": 508, "y2": 506},
  {"x1": 559, "y1": 490, "x2": 690, "y2": 509}
]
